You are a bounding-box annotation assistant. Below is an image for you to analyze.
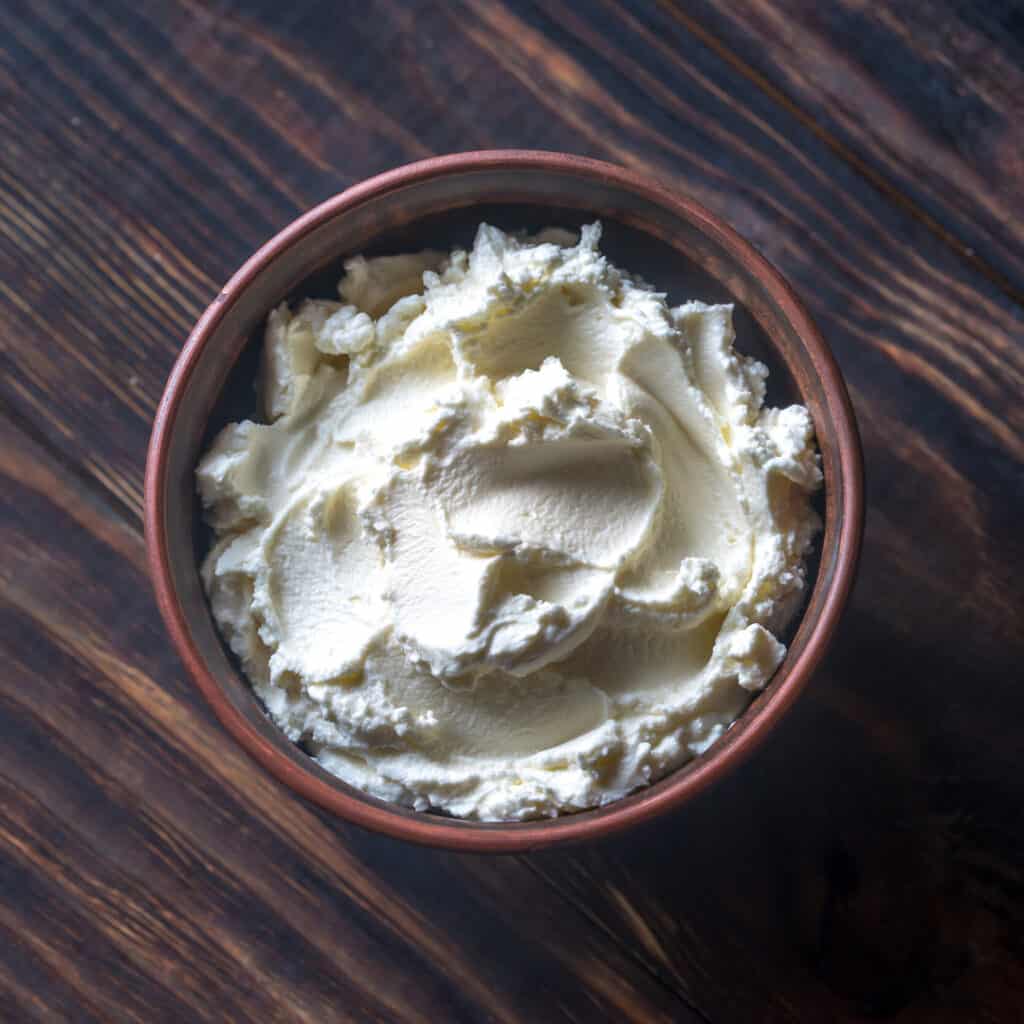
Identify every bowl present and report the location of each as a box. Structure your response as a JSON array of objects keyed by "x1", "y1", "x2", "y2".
[{"x1": 145, "y1": 150, "x2": 863, "y2": 852}]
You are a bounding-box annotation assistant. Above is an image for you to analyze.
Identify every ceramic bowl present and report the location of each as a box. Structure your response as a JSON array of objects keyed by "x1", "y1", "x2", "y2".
[{"x1": 145, "y1": 150, "x2": 863, "y2": 852}]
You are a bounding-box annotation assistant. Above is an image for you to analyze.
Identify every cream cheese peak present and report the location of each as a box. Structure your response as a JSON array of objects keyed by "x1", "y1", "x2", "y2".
[{"x1": 198, "y1": 223, "x2": 821, "y2": 821}]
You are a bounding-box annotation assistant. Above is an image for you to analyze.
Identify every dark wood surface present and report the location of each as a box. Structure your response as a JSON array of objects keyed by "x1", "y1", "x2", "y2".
[{"x1": 1, "y1": 1, "x2": 1022, "y2": 1020}]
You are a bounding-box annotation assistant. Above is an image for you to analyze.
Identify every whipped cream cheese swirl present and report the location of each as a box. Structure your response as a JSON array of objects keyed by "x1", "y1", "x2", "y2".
[{"x1": 198, "y1": 223, "x2": 821, "y2": 820}]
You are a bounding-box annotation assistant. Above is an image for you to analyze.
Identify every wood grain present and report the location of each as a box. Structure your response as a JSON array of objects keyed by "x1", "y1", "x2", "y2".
[
  {"x1": 1, "y1": 0, "x2": 1022, "y2": 1020},
  {"x1": 0, "y1": 416, "x2": 700, "y2": 1022},
  {"x1": 2, "y1": 0, "x2": 1022, "y2": 518},
  {"x1": 663, "y1": 0, "x2": 1024, "y2": 303}
]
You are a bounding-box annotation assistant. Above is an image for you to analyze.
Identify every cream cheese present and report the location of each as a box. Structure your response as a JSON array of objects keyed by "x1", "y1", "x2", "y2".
[{"x1": 197, "y1": 223, "x2": 821, "y2": 821}]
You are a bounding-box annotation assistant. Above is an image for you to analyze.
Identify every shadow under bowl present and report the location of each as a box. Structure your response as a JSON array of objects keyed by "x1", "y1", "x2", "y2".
[{"x1": 145, "y1": 150, "x2": 864, "y2": 853}]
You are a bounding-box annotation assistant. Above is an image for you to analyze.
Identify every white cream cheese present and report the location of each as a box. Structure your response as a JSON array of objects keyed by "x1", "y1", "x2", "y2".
[{"x1": 197, "y1": 223, "x2": 821, "y2": 821}]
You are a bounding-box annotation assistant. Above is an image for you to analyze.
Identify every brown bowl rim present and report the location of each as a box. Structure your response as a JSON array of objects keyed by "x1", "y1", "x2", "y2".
[{"x1": 145, "y1": 149, "x2": 864, "y2": 852}]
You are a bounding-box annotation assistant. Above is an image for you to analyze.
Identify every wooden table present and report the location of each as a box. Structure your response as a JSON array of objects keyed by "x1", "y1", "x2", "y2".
[{"x1": 2, "y1": 2, "x2": 1022, "y2": 1020}]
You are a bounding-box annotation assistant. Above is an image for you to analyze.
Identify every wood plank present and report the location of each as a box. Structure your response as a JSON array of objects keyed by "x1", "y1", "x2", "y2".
[
  {"x1": 0, "y1": 414, "x2": 701, "y2": 1023},
  {"x1": 1, "y1": 0, "x2": 1022, "y2": 1019},
  {"x1": 0, "y1": 921, "x2": 107, "y2": 1024},
  {"x1": 663, "y1": 0, "x2": 1024, "y2": 302},
  {"x1": 0, "y1": 0, "x2": 1021, "y2": 524},
  {"x1": 521, "y1": 398, "x2": 1024, "y2": 1016},
  {"x1": 527, "y1": 611, "x2": 1024, "y2": 1020}
]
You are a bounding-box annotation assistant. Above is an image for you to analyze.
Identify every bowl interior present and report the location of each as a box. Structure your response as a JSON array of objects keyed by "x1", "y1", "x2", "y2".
[{"x1": 155, "y1": 160, "x2": 852, "y2": 847}]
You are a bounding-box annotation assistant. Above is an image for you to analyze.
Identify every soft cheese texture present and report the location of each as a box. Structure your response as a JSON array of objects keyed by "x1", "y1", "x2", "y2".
[{"x1": 197, "y1": 224, "x2": 821, "y2": 821}]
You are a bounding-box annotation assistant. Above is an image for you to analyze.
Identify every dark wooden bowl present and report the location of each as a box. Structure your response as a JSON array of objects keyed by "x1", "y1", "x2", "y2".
[{"x1": 145, "y1": 151, "x2": 864, "y2": 852}]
